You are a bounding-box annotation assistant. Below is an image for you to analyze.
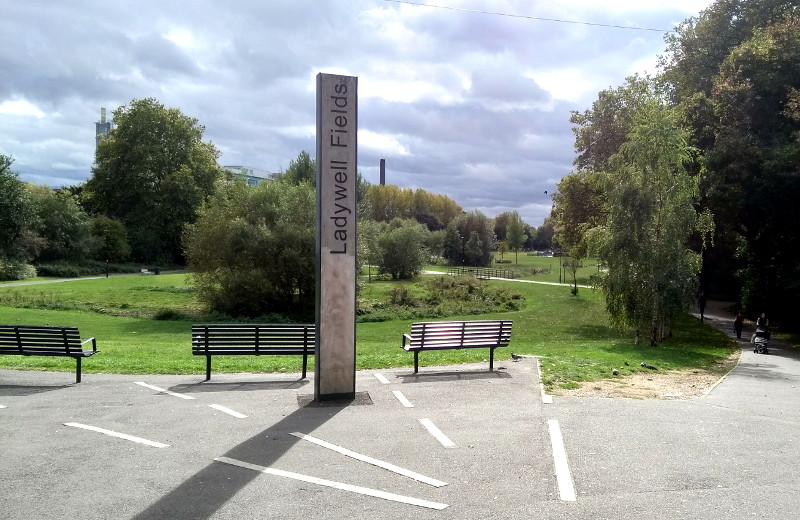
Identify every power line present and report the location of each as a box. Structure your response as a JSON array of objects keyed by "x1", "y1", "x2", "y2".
[{"x1": 381, "y1": 0, "x2": 672, "y2": 33}]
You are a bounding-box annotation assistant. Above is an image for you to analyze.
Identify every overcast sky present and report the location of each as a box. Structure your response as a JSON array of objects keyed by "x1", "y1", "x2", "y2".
[{"x1": 0, "y1": 0, "x2": 714, "y2": 227}]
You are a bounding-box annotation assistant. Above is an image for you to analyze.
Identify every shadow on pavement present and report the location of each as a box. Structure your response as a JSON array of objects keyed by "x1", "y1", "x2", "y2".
[
  {"x1": 132, "y1": 399, "x2": 345, "y2": 520},
  {"x1": 169, "y1": 379, "x2": 311, "y2": 394},
  {"x1": 397, "y1": 369, "x2": 512, "y2": 384},
  {"x1": 0, "y1": 383, "x2": 72, "y2": 396}
]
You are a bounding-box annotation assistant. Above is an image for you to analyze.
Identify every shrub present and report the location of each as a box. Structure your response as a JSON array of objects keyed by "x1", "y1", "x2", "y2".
[{"x1": 0, "y1": 260, "x2": 36, "y2": 281}]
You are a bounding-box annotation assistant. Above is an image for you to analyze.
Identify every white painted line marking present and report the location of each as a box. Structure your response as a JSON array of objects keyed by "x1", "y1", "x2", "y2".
[
  {"x1": 374, "y1": 373, "x2": 390, "y2": 384},
  {"x1": 0, "y1": 404, "x2": 7, "y2": 409},
  {"x1": 208, "y1": 404, "x2": 248, "y2": 418},
  {"x1": 548, "y1": 419, "x2": 576, "y2": 501},
  {"x1": 64, "y1": 422, "x2": 169, "y2": 448},
  {"x1": 290, "y1": 432, "x2": 447, "y2": 487},
  {"x1": 392, "y1": 390, "x2": 414, "y2": 408},
  {"x1": 419, "y1": 418, "x2": 456, "y2": 448},
  {"x1": 215, "y1": 456, "x2": 448, "y2": 510},
  {"x1": 535, "y1": 358, "x2": 554, "y2": 404},
  {"x1": 134, "y1": 381, "x2": 194, "y2": 400}
]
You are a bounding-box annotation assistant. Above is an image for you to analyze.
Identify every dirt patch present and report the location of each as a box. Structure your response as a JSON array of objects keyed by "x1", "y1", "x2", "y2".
[{"x1": 550, "y1": 350, "x2": 742, "y2": 400}]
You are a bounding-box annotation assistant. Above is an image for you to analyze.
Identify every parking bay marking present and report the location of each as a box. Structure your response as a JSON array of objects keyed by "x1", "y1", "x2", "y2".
[
  {"x1": 418, "y1": 418, "x2": 456, "y2": 448},
  {"x1": 64, "y1": 422, "x2": 169, "y2": 448},
  {"x1": 208, "y1": 404, "x2": 248, "y2": 418},
  {"x1": 215, "y1": 456, "x2": 448, "y2": 510},
  {"x1": 392, "y1": 390, "x2": 414, "y2": 408},
  {"x1": 374, "y1": 373, "x2": 391, "y2": 384},
  {"x1": 548, "y1": 419, "x2": 577, "y2": 501},
  {"x1": 134, "y1": 381, "x2": 194, "y2": 400},
  {"x1": 291, "y1": 432, "x2": 447, "y2": 487}
]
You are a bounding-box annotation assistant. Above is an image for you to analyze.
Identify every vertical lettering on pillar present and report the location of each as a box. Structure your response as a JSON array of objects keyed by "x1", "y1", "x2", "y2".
[{"x1": 315, "y1": 73, "x2": 358, "y2": 400}]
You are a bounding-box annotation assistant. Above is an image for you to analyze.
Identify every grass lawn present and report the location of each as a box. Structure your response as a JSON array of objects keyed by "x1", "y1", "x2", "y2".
[{"x1": 0, "y1": 271, "x2": 737, "y2": 391}]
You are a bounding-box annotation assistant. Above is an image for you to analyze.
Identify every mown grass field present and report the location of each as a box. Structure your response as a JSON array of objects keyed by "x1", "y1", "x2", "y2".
[{"x1": 0, "y1": 257, "x2": 737, "y2": 391}]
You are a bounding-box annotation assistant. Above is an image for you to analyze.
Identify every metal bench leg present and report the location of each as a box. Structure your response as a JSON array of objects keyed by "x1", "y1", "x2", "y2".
[
  {"x1": 489, "y1": 348, "x2": 494, "y2": 371},
  {"x1": 302, "y1": 354, "x2": 308, "y2": 379},
  {"x1": 76, "y1": 357, "x2": 82, "y2": 383},
  {"x1": 414, "y1": 351, "x2": 419, "y2": 374},
  {"x1": 206, "y1": 356, "x2": 212, "y2": 381}
]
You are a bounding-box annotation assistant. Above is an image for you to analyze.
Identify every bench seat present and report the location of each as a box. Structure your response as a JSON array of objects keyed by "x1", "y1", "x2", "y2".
[
  {"x1": 402, "y1": 320, "x2": 513, "y2": 373},
  {"x1": 0, "y1": 324, "x2": 99, "y2": 383},
  {"x1": 191, "y1": 324, "x2": 315, "y2": 380}
]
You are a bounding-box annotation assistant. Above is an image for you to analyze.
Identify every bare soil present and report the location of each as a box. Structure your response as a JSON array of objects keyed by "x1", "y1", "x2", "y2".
[{"x1": 550, "y1": 350, "x2": 742, "y2": 400}]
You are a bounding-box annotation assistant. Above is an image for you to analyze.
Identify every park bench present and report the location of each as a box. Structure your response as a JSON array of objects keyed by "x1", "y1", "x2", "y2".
[
  {"x1": 401, "y1": 319, "x2": 513, "y2": 373},
  {"x1": 0, "y1": 324, "x2": 99, "y2": 383},
  {"x1": 191, "y1": 324, "x2": 315, "y2": 380}
]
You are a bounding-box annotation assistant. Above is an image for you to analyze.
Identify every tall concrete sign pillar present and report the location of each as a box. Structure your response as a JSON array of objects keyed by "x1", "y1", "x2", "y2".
[{"x1": 315, "y1": 73, "x2": 358, "y2": 401}]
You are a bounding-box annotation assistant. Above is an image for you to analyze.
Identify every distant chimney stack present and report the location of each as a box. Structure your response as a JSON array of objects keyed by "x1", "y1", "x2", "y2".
[{"x1": 380, "y1": 159, "x2": 386, "y2": 185}]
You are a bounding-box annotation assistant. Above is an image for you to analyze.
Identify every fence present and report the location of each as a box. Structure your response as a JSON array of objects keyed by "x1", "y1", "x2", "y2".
[{"x1": 446, "y1": 267, "x2": 515, "y2": 279}]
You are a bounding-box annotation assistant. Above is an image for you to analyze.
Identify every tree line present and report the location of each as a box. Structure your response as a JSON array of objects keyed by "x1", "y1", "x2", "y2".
[
  {"x1": 552, "y1": 0, "x2": 800, "y2": 337},
  {"x1": 1, "y1": 97, "x2": 554, "y2": 319}
]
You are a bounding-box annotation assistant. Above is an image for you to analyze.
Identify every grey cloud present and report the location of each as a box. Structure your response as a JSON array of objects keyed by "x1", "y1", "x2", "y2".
[{"x1": 0, "y1": 0, "x2": 711, "y2": 226}]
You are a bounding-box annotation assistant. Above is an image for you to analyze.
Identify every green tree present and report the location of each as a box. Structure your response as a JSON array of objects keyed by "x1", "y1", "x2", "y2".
[
  {"x1": 26, "y1": 185, "x2": 93, "y2": 262},
  {"x1": 358, "y1": 219, "x2": 385, "y2": 282},
  {"x1": 85, "y1": 98, "x2": 223, "y2": 264},
  {"x1": 497, "y1": 240, "x2": 509, "y2": 259},
  {"x1": 552, "y1": 171, "x2": 607, "y2": 294},
  {"x1": 375, "y1": 218, "x2": 429, "y2": 279},
  {"x1": 278, "y1": 150, "x2": 316, "y2": 186},
  {"x1": 0, "y1": 155, "x2": 36, "y2": 263},
  {"x1": 425, "y1": 229, "x2": 446, "y2": 264},
  {"x1": 464, "y1": 231, "x2": 484, "y2": 266},
  {"x1": 184, "y1": 179, "x2": 315, "y2": 318},
  {"x1": 506, "y1": 211, "x2": 528, "y2": 264},
  {"x1": 598, "y1": 102, "x2": 708, "y2": 345},
  {"x1": 530, "y1": 219, "x2": 555, "y2": 251},
  {"x1": 91, "y1": 215, "x2": 131, "y2": 262},
  {"x1": 570, "y1": 74, "x2": 654, "y2": 172},
  {"x1": 662, "y1": 2, "x2": 800, "y2": 325},
  {"x1": 443, "y1": 211, "x2": 495, "y2": 266}
]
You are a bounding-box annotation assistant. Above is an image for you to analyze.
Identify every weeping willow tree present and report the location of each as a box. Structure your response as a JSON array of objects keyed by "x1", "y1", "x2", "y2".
[{"x1": 594, "y1": 101, "x2": 712, "y2": 346}]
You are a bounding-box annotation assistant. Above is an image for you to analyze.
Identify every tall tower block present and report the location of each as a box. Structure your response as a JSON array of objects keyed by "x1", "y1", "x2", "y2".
[{"x1": 95, "y1": 107, "x2": 111, "y2": 148}]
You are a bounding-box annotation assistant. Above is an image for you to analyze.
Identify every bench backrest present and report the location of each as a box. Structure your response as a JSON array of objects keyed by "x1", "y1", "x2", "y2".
[
  {"x1": 191, "y1": 324, "x2": 316, "y2": 354},
  {"x1": 0, "y1": 325, "x2": 84, "y2": 355},
  {"x1": 407, "y1": 320, "x2": 513, "y2": 349}
]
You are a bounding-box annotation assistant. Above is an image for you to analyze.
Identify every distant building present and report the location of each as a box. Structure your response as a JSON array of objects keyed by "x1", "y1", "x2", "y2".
[
  {"x1": 95, "y1": 107, "x2": 112, "y2": 149},
  {"x1": 224, "y1": 165, "x2": 276, "y2": 186}
]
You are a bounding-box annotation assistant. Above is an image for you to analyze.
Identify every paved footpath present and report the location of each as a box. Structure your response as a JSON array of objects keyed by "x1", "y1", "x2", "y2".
[{"x1": 2, "y1": 307, "x2": 799, "y2": 519}]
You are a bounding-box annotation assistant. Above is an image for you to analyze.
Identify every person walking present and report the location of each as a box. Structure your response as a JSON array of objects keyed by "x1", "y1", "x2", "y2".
[{"x1": 734, "y1": 310, "x2": 745, "y2": 339}]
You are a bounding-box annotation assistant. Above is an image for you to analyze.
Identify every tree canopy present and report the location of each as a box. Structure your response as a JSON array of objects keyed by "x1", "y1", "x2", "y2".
[{"x1": 85, "y1": 98, "x2": 224, "y2": 264}]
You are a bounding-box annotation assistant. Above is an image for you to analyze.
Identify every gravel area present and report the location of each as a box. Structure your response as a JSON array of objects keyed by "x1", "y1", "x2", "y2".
[{"x1": 550, "y1": 349, "x2": 741, "y2": 400}]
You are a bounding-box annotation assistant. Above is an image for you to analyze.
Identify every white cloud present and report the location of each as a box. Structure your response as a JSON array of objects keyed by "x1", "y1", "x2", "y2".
[
  {"x1": 359, "y1": 130, "x2": 411, "y2": 157},
  {"x1": 0, "y1": 99, "x2": 45, "y2": 118}
]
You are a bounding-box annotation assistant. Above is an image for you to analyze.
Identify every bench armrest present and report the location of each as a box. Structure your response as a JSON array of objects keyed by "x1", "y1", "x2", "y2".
[
  {"x1": 402, "y1": 333, "x2": 412, "y2": 347},
  {"x1": 81, "y1": 337, "x2": 97, "y2": 352}
]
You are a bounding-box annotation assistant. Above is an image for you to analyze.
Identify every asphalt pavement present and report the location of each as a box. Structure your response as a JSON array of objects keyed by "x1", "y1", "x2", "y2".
[{"x1": 2, "y1": 305, "x2": 799, "y2": 519}]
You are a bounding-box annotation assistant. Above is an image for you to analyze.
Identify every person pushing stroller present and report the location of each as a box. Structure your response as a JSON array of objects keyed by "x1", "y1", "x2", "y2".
[{"x1": 751, "y1": 313, "x2": 770, "y2": 354}]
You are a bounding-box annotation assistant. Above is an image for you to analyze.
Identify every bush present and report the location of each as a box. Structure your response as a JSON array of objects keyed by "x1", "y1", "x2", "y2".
[
  {"x1": 0, "y1": 260, "x2": 36, "y2": 281},
  {"x1": 356, "y1": 276, "x2": 524, "y2": 322},
  {"x1": 35, "y1": 260, "x2": 147, "y2": 278}
]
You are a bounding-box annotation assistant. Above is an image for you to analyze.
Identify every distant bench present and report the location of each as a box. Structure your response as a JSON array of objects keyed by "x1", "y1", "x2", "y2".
[
  {"x1": 0, "y1": 324, "x2": 99, "y2": 383},
  {"x1": 191, "y1": 324, "x2": 315, "y2": 380},
  {"x1": 401, "y1": 320, "x2": 513, "y2": 373}
]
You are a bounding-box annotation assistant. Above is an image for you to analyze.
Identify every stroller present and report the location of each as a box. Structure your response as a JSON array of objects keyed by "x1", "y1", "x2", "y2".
[{"x1": 751, "y1": 325, "x2": 770, "y2": 354}]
